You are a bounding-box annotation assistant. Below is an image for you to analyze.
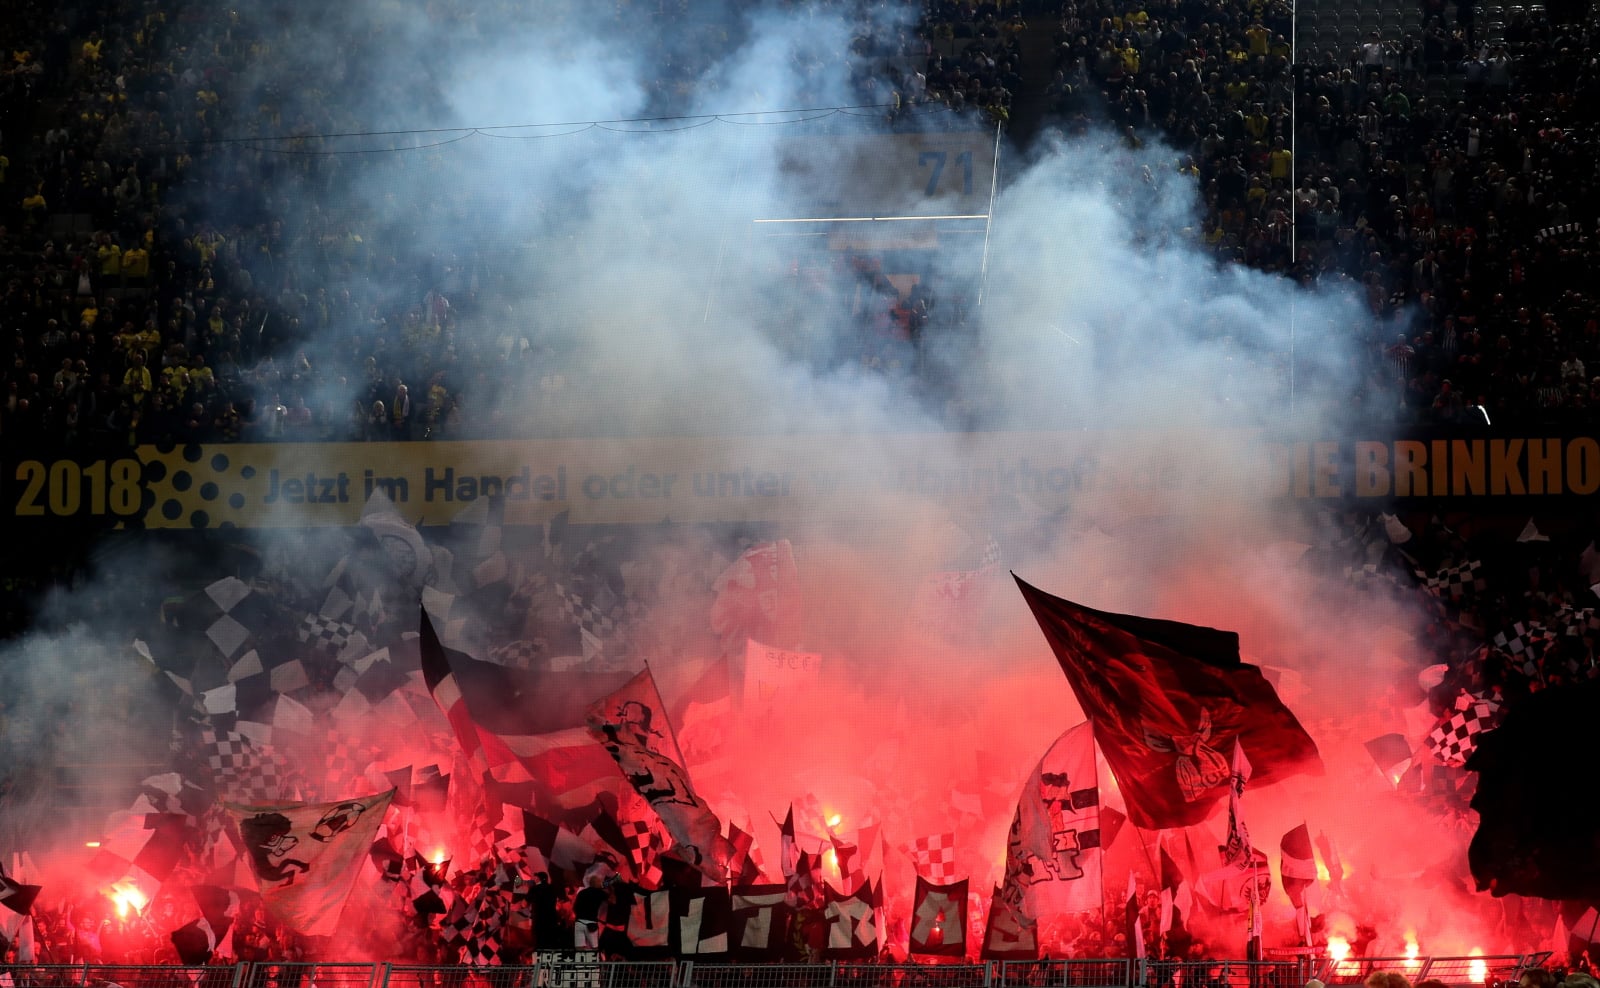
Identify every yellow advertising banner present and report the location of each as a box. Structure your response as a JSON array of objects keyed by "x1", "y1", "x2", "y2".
[{"x1": 6, "y1": 432, "x2": 1599, "y2": 529}]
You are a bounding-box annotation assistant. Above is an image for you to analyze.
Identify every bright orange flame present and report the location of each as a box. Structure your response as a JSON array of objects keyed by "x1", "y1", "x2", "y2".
[
  {"x1": 1404, "y1": 939, "x2": 1421, "y2": 968},
  {"x1": 1316, "y1": 862, "x2": 1330, "y2": 881},
  {"x1": 1327, "y1": 937, "x2": 1351, "y2": 962},
  {"x1": 1469, "y1": 949, "x2": 1487, "y2": 984},
  {"x1": 85, "y1": 841, "x2": 101, "y2": 848},
  {"x1": 827, "y1": 814, "x2": 842, "y2": 828},
  {"x1": 108, "y1": 883, "x2": 148, "y2": 919},
  {"x1": 431, "y1": 849, "x2": 446, "y2": 865}
]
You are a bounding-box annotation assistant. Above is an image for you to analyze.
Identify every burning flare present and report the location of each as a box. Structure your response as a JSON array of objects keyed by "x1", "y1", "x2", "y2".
[
  {"x1": 1469, "y1": 949, "x2": 1488, "y2": 984},
  {"x1": 107, "y1": 882, "x2": 148, "y2": 919}
]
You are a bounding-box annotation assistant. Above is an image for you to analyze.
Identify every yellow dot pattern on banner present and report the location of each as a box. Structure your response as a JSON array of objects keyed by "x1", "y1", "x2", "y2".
[{"x1": 134, "y1": 445, "x2": 255, "y2": 530}]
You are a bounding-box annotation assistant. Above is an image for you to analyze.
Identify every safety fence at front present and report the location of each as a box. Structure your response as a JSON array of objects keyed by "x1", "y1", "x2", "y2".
[{"x1": 0, "y1": 955, "x2": 1556, "y2": 988}]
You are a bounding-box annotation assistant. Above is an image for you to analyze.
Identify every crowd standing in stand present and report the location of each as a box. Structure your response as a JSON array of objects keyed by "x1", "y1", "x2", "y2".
[{"x1": 4, "y1": 0, "x2": 1590, "y2": 452}]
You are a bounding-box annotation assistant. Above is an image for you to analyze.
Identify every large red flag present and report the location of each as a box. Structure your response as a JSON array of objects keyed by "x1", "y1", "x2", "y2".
[{"x1": 1015, "y1": 577, "x2": 1321, "y2": 829}]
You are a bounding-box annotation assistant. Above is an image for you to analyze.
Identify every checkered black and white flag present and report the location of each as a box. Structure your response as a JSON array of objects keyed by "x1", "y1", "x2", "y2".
[
  {"x1": 1420, "y1": 559, "x2": 1486, "y2": 599},
  {"x1": 1492, "y1": 621, "x2": 1557, "y2": 679},
  {"x1": 1423, "y1": 692, "x2": 1502, "y2": 767},
  {"x1": 200, "y1": 729, "x2": 287, "y2": 803},
  {"x1": 556, "y1": 583, "x2": 623, "y2": 660},
  {"x1": 298, "y1": 613, "x2": 363, "y2": 653},
  {"x1": 488, "y1": 640, "x2": 546, "y2": 671},
  {"x1": 904, "y1": 832, "x2": 958, "y2": 883}
]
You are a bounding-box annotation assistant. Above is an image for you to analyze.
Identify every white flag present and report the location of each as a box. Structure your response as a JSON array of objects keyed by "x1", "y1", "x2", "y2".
[{"x1": 226, "y1": 789, "x2": 395, "y2": 937}]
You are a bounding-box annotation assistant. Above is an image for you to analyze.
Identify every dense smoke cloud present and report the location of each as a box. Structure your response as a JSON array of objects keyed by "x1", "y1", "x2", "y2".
[{"x1": 0, "y1": 0, "x2": 1530, "y2": 962}]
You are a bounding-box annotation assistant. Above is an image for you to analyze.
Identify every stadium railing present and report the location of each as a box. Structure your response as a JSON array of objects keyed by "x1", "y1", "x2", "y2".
[{"x1": 0, "y1": 955, "x2": 1555, "y2": 988}]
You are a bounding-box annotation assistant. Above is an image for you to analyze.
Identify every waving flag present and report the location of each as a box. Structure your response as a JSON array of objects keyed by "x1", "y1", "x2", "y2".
[
  {"x1": 1157, "y1": 837, "x2": 1190, "y2": 948},
  {"x1": 905, "y1": 832, "x2": 958, "y2": 884},
  {"x1": 420, "y1": 609, "x2": 633, "y2": 808},
  {"x1": 587, "y1": 668, "x2": 733, "y2": 882},
  {"x1": 225, "y1": 789, "x2": 395, "y2": 936},
  {"x1": 1424, "y1": 691, "x2": 1502, "y2": 767},
  {"x1": 1125, "y1": 871, "x2": 1145, "y2": 960},
  {"x1": 1280, "y1": 824, "x2": 1317, "y2": 944},
  {"x1": 1015, "y1": 577, "x2": 1321, "y2": 829},
  {"x1": 88, "y1": 810, "x2": 190, "y2": 903},
  {"x1": 997, "y1": 721, "x2": 1105, "y2": 922}
]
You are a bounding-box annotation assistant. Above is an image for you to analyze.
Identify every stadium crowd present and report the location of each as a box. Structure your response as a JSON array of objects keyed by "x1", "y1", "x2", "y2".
[{"x1": 0, "y1": 0, "x2": 1594, "y2": 449}]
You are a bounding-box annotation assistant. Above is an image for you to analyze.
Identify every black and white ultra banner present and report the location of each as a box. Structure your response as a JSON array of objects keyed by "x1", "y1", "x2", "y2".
[{"x1": 226, "y1": 789, "x2": 395, "y2": 936}]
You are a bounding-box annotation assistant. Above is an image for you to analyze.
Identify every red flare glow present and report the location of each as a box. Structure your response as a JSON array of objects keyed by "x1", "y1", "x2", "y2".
[
  {"x1": 107, "y1": 883, "x2": 148, "y2": 919},
  {"x1": 1469, "y1": 949, "x2": 1487, "y2": 983}
]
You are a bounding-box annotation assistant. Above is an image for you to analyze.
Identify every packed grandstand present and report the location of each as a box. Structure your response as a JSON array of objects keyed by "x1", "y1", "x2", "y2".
[{"x1": 2, "y1": 0, "x2": 1600, "y2": 981}]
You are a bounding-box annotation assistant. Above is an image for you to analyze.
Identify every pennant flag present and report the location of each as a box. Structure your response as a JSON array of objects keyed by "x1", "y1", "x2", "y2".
[
  {"x1": 1157, "y1": 838, "x2": 1190, "y2": 946},
  {"x1": 1015, "y1": 577, "x2": 1322, "y2": 829},
  {"x1": 1125, "y1": 871, "x2": 1145, "y2": 959},
  {"x1": 1518, "y1": 519, "x2": 1550, "y2": 543},
  {"x1": 710, "y1": 541, "x2": 804, "y2": 652},
  {"x1": 823, "y1": 879, "x2": 880, "y2": 959},
  {"x1": 1280, "y1": 824, "x2": 1316, "y2": 944},
  {"x1": 779, "y1": 806, "x2": 799, "y2": 878},
  {"x1": 170, "y1": 919, "x2": 220, "y2": 965},
  {"x1": 1424, "y1": 692, "x2": 1502, "y2": 767},
  {"x1": 1221, "y1": 741, "x2": 1253, "y2": 867},
  {"x1": 1469, "y1": 678, "x2": 1600, "y2": 899},
  {"x1": 788, "y1": 849, "x2": 825, "y2": 910},
  {"x1": 728, "y1": 821, "x2": 762, "y2": 884},
  {"x1": 1364, "y1": 733, "x2": 1415, "y2": 784},
  {"x1": 0, "y1": 873, "x2": 40, "y2": 916},
  {"x1": 729, "y1": 885, "x2": 792, "y2": 960},
  {"x1": 831, "y1": 835, "x2": 864, "y2": 895},
  {"x1": 909, "y1": 877, "x2": 968, "y2": 957},
  {"x1": 226, "y1": 788, "x2": 395, "y2": 936},
  {"x1": 981, "y1": 884, "x2": 1038, "y2": 960},
  {"x1": 172, "y1": 885, "x2": 241, "y2": 964},
  {"x1": 997, "y1": 722, "x2": 1105, "y2": 922},
  {"x1": 420, "y1": 608, "x2": 633, "y2": 808},
  {"x1": 586, "y1": 668, "x2": 733, "y2": 881}
]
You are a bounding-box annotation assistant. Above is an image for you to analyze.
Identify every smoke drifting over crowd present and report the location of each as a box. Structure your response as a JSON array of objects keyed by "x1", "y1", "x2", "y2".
[{"x1": 0, "y1": 0, "x2": 1535, "y2": 965}]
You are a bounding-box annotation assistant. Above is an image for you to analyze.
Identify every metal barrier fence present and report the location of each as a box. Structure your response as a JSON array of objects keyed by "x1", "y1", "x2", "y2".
[
  {"x1": 836, "y1": 963, "x2": 992, "y2": 988},
  {"x1": 0, "y1": 967, "x2": 246, "y2": 988},
  {"x1": 243, "y1": 964, "x2": 381, "y2": 988},
  {"x1": 677, "y1": 963, "x2": 837, "y2": 988},
  {"x1": 1139, "y1": 959, "x2": 1303, "y2": 988},
  {"x1": 0, "y1": 956, "x2": 1557, "y2": 988},
  {"x1": 996, "y1": 960, "x2": 1136, "y2": 987}
]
